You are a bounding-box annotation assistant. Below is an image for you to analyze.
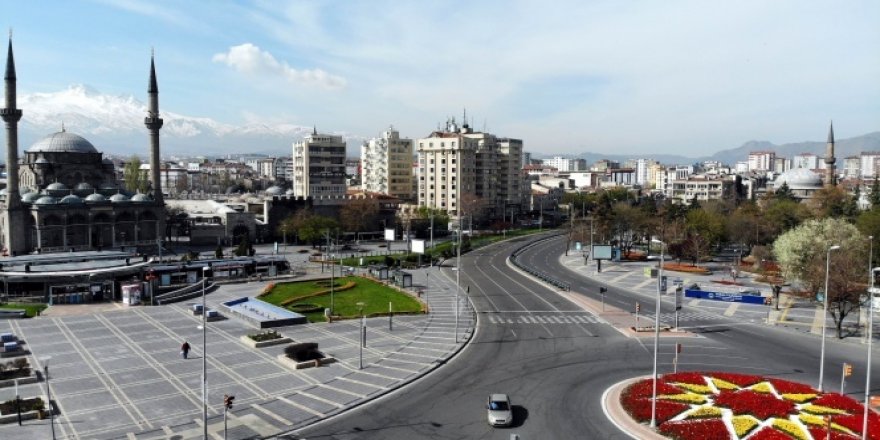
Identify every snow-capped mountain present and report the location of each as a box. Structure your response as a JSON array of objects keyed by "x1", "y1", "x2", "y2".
[{"x1": 15, "y1": 85, "x2": 348, "y2": 157}]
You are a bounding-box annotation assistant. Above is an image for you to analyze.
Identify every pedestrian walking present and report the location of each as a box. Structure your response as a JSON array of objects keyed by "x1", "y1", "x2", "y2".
[{"x1": 181, "y1": 341, "x2": 190, "y2": 359}]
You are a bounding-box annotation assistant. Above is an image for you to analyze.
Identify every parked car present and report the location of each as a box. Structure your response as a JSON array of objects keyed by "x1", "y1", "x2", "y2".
[{"x1": 487, "y1": 393, "x2": 513, "y2": 427}]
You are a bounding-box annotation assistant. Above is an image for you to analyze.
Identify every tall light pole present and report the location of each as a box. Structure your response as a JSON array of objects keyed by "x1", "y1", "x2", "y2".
[
  {"x1": 39, "y1": 356, "x2": 54, "y2": 440},
  {"x1": 864, "y1": 264, "x2": 880, "y2": 440},
  {"x1": 819, "y1": 244, "x2": 841, "y2": 392},
  {"x1": 201, "y1": 266, "x2": 209, "y2": 439},
  {"x1": 650, "y1": 239, "x2": 665, "y2": 428},
  {"x1": 455, "y1": 212, "x2": 461, "y2": 343},
  {"x1": 357, "y1": 302, "x2": 365, "y2": 369}
]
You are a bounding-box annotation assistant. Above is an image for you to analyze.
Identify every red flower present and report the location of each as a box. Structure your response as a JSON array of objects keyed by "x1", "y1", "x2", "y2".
[
  {"x1": 807, "y1": 426, "x2": 861, "y2": 440},
  {"x1": 622, "y1": 380, "x2": 683, "y2": 399},
  {"x1": 621, "y1": 395, "x2": 688, "y2": 424},
  {"x1": 811, "y1": 393, "x2": 865, "y2": 414},
  {"x1": 662, "y1": 372, "x2": 707, "y2": 385},
  {"x1": 766, "y1": 378, "x2": 818, "y2": 394},
  {"x1": 748, "y1": 426, "x2": 799, "y2": 439},
  {"x1": 659, "y1": 419, "x2": 730, "y2": 440},
  {"x1": 830, "y1": 413, "x2": 880, "y2": 440},
  {"x1": 706, "y1": 372, "x2": 762, "y2": 387},
  {"x1": 714, "y1": 389, "x2": 796, "y2": 420}
]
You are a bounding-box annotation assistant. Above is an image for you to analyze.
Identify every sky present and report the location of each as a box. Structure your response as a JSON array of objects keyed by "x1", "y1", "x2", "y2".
[{"x1": 4, "y1": 0, "x2": 879, "y2": 157}]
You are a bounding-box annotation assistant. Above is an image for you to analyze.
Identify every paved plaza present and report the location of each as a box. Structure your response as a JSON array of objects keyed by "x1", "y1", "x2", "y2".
[{"x1": 0, "y1": 266, "x2": 473, "y2": 440}]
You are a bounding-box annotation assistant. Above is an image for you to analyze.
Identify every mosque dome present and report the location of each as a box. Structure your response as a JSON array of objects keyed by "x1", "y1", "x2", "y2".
[
  {"x1": 21, "y1": 192, "x2": 40, "y2": 203},
  {"x1": 84, "y1": 193, "x2": 107, "y2": 203},
  {"x1": 131, "y1": 193, "x2": 151, "y2": 202},
  {"x1": 774, "y1": 168, "x2": 823, "y2": 190},
  {"x1": 27, "y1": 131, "x2": 98, "y2": 154},
  {"x1": 109, "y1": 193, "x2": 130, "y2": 202},
  {"x1": 46, "y1": 182, "x2": 70, "y2": 197},
  {"x1": 34, "y1": 196, "x2": 58, "y2": 205},
  {"x1": 74, "y1": 182, "x2": 94, "y2": 196},
  {"x1": 265, "y1": 186, "x2": 284, "y2": 196},
  {"x1": 60, "y1": 194, "x2": 84, "y2": 205},
  {"x1": 285, "y1": 189, "x2": 294, "y2": 196}
]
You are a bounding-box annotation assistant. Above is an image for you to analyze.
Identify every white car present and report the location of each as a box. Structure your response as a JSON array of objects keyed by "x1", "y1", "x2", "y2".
[{"x1": 487, "y1": 393, "x2": 513, "y2": 427}]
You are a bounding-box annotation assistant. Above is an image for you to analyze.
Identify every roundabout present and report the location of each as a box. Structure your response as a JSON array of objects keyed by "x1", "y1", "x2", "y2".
[{"x1": 606, "y1": 372, "x2": 880, "y2": 440}]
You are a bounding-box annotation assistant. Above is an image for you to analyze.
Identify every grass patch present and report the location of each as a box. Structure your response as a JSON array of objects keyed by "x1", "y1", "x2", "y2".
[
  {"x1": 0, "y1": 303, "x2": 47, "y2": 318},
  {"x1": 261, "y1": 276, "x2": 422, "y2": 322}
]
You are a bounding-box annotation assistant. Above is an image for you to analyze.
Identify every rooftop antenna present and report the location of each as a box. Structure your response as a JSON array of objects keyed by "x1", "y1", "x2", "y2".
[{"x1": 61, "y1": 121, "x2": 65, "y2": 132}]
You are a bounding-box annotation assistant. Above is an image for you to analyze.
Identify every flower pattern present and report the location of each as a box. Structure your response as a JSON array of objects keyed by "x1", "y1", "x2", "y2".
[{"x1": 620, "y1": 372, "x2": 880, "y2": 439}]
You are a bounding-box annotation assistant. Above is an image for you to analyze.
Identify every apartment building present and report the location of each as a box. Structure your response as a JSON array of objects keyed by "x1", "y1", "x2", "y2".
[
  {"x1": 792, "y1": 153, "x2": 819, "y2": 170},
  {"x1": 361, "y1": 127, "x2": 414, "y2": 200},
  {"x1": 292, "y1": 129, "x2": 347, "y2": 197},
  {"x1": 670, "y1": 175, "x2": 742, "y2": 204},
  {"x1": 861, "y1": 152, "x2": 880, "y2": 178},
  {"x1": 748, "y1": 151, "x2": 775, "y2": 172}
]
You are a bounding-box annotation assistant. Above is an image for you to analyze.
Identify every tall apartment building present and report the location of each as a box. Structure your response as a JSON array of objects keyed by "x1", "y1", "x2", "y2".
[
  {"x1": 843, "y1": 156, "x2": 861, "y2": 179},
  {"x1": 361, "y1": 127, "x2": 414, "y2": 200},
  {"x1": 292, "y1": 129, "x2": 346, "y2": 197},
  {"x1": 792, "y1": 153, "x2": 819, "y2": 170},
  {"x1": 748, "y1": 151, "x2": 775, "y2": 172},
  {"x1": 544, "y1": 156, "x2": 587, "y2": 172},
  {"x1": 861, "y1": 152, "x2": 880, "y2": 178},
  {"x1": 634, "y1": 158, "x2": 657, "y2": 185},
  {"x1": 416, "y1": 118, "x2": 525, "y2": 218}
]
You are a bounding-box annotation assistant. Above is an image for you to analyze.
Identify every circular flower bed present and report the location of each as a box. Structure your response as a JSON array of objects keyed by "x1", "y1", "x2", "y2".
[{"x1": 621, "y1": 372, "x2": 880, "y2": 439}]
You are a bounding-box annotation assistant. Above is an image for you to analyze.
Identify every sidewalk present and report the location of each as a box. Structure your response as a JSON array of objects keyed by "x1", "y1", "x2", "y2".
[{"x1": 0, "y1": 265, "x2": 475, "y2": 440}]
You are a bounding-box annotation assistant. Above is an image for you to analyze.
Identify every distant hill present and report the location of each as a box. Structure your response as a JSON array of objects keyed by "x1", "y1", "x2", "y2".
[{"x1": 707, "y1": 132, "x2": 880, "y2": 165}]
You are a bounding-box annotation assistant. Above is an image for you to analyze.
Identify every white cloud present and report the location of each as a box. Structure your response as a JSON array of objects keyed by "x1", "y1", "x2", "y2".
[{"x1": 212, "y1": 43, "x2": 347, "y2": 90}]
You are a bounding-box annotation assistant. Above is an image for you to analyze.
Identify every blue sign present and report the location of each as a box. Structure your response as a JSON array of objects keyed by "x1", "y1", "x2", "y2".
[{"x1": 685, "y1": 289, "x2": 768, "y2": 304}]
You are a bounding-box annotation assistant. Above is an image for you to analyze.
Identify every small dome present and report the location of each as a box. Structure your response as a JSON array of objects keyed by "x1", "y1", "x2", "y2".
[
  {"x1": 27, "y1": 131, "x2": 98, "y2": 154},
  {"x1": 265, "y1": 186, "x2": 284, "y2": 196},
  {"x1": 35, "y1": 158, "x2": 50, "y2": 165},
  {"x1": 75, "y1": 182, "x2": 94, "y2": 191},
  {"x1": 131, "y1": 193, "x2": 151, "y2": 202},
  {"x1": 46, "y1": 182, "x2": 69, "y2": 191},
  {"x1": 21, "y1": 192, "x2": 40, "y2": 203},
  {"x1": 285, "y1": 189, "x2": 294, "y2": 196},
  {"x1": 98, "y1": 182, "x2": 119, "y2": 196},
  {"x1": 774, "y1": 168, "x2": 823, "y2": 190},
  {"x1": 85, "y1": 193, "x2": 107, "y2": 202},
  {"x1": 60, "y1": 194, "x2": 84, "y2": 205},
  {"x1": 109, "y1": 193, "x2": 130, "y2": 202},
  {"x1": 34, "y1": 196, "x2": 59, "y2": 205}
]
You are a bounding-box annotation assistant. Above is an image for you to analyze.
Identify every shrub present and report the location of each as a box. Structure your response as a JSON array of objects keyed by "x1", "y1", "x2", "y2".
[
  {"x1": 284, "y1": 342, "x2": 322, "y2": 362},
  {"x1": 11, "y1": 358, "x2": 28, "y2": 371},
  {"x1": 248, "y1": 330, "x2": 282, "y2": 342}
]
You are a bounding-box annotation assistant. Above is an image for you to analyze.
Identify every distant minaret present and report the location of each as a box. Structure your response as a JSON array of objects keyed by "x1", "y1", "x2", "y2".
[
  {"x1": 144, "y1": 53, "x2": 164, "y2": 206},
  {"x1": 824, "y1": 121, "x2": 836, "y2": 187},
  {"x1": 1, "y1": 35, "x2": 25, "y2": 255}
]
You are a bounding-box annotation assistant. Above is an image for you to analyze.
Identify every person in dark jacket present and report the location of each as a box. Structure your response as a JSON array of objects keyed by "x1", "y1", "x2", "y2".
[{"x1": 181, "y1": 341, "x2": 191, "y2": 359}]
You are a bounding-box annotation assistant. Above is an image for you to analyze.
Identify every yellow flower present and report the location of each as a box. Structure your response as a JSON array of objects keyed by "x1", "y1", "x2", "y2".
[
  {"x1": 782, "y1": 393, "x2": 817, "y2": 403},
  {"x1": 732, "y1": 415, "x2": 759, "y2": 437},
  {"x1": 658, "y1": 393, "x2": 707, "y2": 404},
  {"x1": 685, "y1": 406, "x2": 722, "y2": 419},
  {"x1": 799, "y1": 413, "x2": 825, "y2": 426},
  {"x1": 801, "y1": 404, "x2": 847, "y2": 415},
  {"x1": 674, "y1": 382, "x2": 713, "y2": 394},
  {"x1": 773, "y1": 419, "x2": 809, "y2": 440},
  {"x1": 750, "y1": 382, "x2": 774, "y2": 393},
  {"x1": 711, "y1": 378, "x2": 739, "y2": 390}
]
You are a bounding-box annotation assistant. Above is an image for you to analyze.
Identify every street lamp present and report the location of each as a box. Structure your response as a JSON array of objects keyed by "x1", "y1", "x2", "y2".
[
  {"x1": 39, "y1": 356, "x2": 54, "y2": 439},
  {"x1": 819, "y1": 244, "x2": 841, "y2": 392},
  {"x1": 650, "y1": 238, "x2": 665, "y2": 428},
  {"x1": 357, "y1": 302, "x2": 365, "y2": 369},
  {"x1": 200, "y1": 266, "x2": 209, "y2": 439},
  {"x1": 864, "y1": 265, "x2": 880, "y2": 440}
]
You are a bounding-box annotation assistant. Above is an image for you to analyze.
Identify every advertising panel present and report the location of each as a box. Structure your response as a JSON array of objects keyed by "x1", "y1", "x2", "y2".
[
  {"x1": 411, "y1": 239, "x2": 425, "y2": 254},
  {"x1": 384, "y1": 228, "x2": 395, "y2": 241},
  {"x1": 121, "y1": 282, "x2": 143, "y2": 306},
  {"x1": 592, "y1": 245, "x2": 613, "y2": 260}
]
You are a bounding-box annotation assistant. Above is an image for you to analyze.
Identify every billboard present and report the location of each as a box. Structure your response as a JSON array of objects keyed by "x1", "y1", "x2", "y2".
[
  {"x1": 121, "y1": 282, "x2": 143, "y2": 306},
  {"x1": 592, "y1": 245, "x2": 613, "y2": 260},
  {"x1": 411, "y1": 239, "x2": 425, "y2": 254},
  {"x1": 384, "y1": 228, "x2": 395, "y2": 241}
]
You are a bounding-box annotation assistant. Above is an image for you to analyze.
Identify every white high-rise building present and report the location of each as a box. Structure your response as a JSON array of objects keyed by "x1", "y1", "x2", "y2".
[
  {"x1": 292, "y1": 129, "x2": 347, "y2": 198},
  {"x1": 543, "y1": 156, "x2": 586, "y2": 172},
  {"x1": 861, "y1": 152, "x2": 880, "y2": 178},
  {"x1": 417, "y1": 117, "x2": 525, "y2": 218},
  {"x1": 361, "y1": 126, "x2": 414, "y2": 200},
  {"x1": 792, "y1": 153, "x2": 819, "y2": 170},
  {"x1": 748, "y1": 151, "x2": 775, "y2": 172},
  {"x1": 634, "y1": 158, "x2": 657, "y2": 185}
]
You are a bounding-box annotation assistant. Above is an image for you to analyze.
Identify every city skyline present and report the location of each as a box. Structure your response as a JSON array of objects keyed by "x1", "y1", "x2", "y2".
[{"x1": 4, "y1": 0, "x2": 879, "y2": 156}]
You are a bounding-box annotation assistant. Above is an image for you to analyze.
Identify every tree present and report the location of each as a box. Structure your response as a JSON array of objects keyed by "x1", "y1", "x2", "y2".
[
  {"x1": 809, "y1": 186, "x2": 858, "y2": 220},
  {"x1": 164, "y1": 205, "x2": 188, "y2": 243},
  {"x1": 763, "y1": 199, "x2": 810, "y2": 240},
  {"x1": 234, "y1": 235, "x2": 253, "y2": 257},
  {"x1": 869, "y1": 176, "x2": 880, "y2": 208},
  {"x1": 277, "y1": 215, "x2": 298, "y2": 245},
  {"x1": 295, "y1": 212, "x2": 339, "y2": 248},
  {"x1": 340, "y1": 197, "x2": 379, "y2": 239},
  {"x1": 610, "y1": 202, "x2": 649, "y2": 257},
  {"x1": 123, "y1": 156, "x2": 149, "y2": 194},
  {"x1": 774, "y1": 182, "x2": 796, "y2": 202},
  {"x1": 773, "y1": 218, "x2": 868, "y2": 338},
  {"x1": 681, "y1": 208, "x2": 724, "y2": 263}
]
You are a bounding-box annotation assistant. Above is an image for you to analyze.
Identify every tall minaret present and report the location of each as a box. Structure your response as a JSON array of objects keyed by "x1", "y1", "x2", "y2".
[
  {"x1": 1, "y1": 35, "x2": 25, "y2": 255},
  {"x1": 824, "y1": 121, "x2": 836, "y2": 187},
  {"x1": 144, "y1": 53, "x2": 164, "y2": 206}
]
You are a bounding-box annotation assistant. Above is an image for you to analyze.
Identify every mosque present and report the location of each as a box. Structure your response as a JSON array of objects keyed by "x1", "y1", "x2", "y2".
[{"x1": 0, "y1": 38, "x2": 165, "y2": 255}]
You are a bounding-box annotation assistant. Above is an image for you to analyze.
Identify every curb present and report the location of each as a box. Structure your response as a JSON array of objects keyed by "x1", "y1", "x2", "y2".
[{"x1": 602, "y1": 376, "x2": 666, "y2": 440}]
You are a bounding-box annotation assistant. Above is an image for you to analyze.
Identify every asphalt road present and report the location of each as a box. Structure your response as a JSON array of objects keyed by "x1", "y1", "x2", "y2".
[{"x1": 290, "y1": 233, "x2": 880, "y2": 440}]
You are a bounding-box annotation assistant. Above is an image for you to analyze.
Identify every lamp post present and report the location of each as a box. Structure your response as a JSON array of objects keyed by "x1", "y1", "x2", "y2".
[
  {"x1": 455, "y1": 212, "x2": 462, "y2": 343},
  {"x1": 201, "y1": 266, "x2": 209, "y2": 439},
  {"x1": 357, "y1": 302, "x2": 365, "y2": 369},
  {"x1": 39, "y1": 356, "x2": 54, "y2": 439},
  {"x1": 650, "y1": 239, "x2": 665, "y2": 428},
  {"x1": 864, "y1": 265, "x2": 880, "y2": 440},
  {"x1": 819, "y1": 244, "x2": 841, "y2": 392}
]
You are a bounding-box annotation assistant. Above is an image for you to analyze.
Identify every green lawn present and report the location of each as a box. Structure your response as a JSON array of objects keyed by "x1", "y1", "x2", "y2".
[
  {"x1": 0, "y1": 303, "x2": 47, "y2": 318},
  {"x1": 260, "y1": 276, "x2": 423, "y2": 322}
]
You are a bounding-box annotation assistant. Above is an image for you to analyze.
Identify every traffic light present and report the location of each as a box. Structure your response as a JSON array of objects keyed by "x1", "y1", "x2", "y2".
[
  {"x1": 636, "y1": 302, "x2": 641, "y2": 313},
  {"x1": 599, "y1": 287, "x2": 607, "y2": 294},
  {"x1": 844, "y1": 363, "x2": 853, "y2": 377},
  {"x1": 224, "y1": 394, "x2": 235, "y2": 410}
]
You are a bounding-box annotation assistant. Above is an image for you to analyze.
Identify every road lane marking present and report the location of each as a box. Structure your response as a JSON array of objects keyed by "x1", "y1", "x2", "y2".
[{"x1": 723, "y1": 303, "x2": 740, "y2": 317}]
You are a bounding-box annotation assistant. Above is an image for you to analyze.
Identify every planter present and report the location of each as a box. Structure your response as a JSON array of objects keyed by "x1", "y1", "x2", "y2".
[
  {"x1": 239, "y1": 335, "x2": 292, "y2": 349},
  {"x1": 0, "y1": 374, "x2": 40, "y2": 389},
  {"x1": 276, "y1": 353, "x2": 336, "y2": 370}
]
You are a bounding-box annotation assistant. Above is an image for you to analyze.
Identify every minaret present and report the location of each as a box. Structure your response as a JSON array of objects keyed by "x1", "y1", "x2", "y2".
[
  {"x1": 824, "y1": 121, "x2": 836, "y2": 187},
  {"x1": 1, "y1": 35, "x2": 25, "y2": 255},
  {"x1": 144, "y1": 54, "x2": 164, "y2": 206}
]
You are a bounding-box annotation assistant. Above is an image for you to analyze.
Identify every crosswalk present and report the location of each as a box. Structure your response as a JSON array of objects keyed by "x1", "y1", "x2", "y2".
[{"x1": 484, "y1": 314, "x2": 600, "y2": 324}]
